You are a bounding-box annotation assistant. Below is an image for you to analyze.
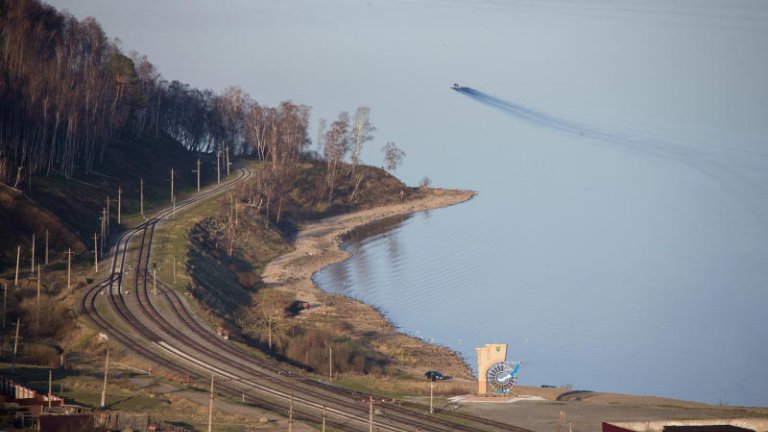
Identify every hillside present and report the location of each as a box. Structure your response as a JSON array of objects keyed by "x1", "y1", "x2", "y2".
[{"x1": 0, "y1": 131, "x2": 214, "y2": 273}]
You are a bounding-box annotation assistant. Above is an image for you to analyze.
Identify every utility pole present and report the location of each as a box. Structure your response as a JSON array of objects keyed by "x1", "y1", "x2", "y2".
[
  {"x1": 36, "y1": 264, "x2": 41, "y2": 329},
  {"x1": 105, "y1": 196, "x2": 110, "y2": 235},
  {"x1": 31, "y1": 233, "x2": 35, "y2": 275},
  {"x1": 173, "y1": 255, "x2": 177, "y2": 284},
  {"x1": 153, "y1": 265, "x2": 157, "y2": 296},
  {"x1": 140, "y1": 178, "x2": 145, "y2": 218},
  {"x1": 45, "y1": 229, "x2": 49, "y2": 265},
  {"x1": 101, "y1": 207, "x2": 107, "y2": 253},
  {"x1": 117, "y1": 187, "x2": 122, "y2": 225},
  {"x1": 217, "y1": 151, "x2": 221, "y2": 184},
  {"x1": 369, "y1": 395, "x2": 373, "y2": 432},
  {"x1": 2, "y1": 283, "x2": 6, "y2": 329},
  {"x1": 430, "y1": 378, "x2": 434, "y2": 414},
  {"x1": 48, "y1": 369, "x2": 52, "y2": 408},
  {"x1": 208, "y1": 373, "x2": 215, "y2": 432},
  {"x1": 171, "y1": 168, "x2": 174, "y2": 203},
  {"x1": 196, "y1": 158, "x2": 201, "y2": 192},
  {"x1": 322, "y1": 406, "x2": 326, "y2": 432},
  {"x1": 329, "y1": 345, "x2": 333, "y2": 381},
  {"x1": 288, "y1": 393, "x2": 294, "y2": 432},
  {"x1": 65, "y1": 248, "x2": 73, "y2": 291},
  {"x1": 12, "y1": 317, "x2": 20, "y2": 373},
  {"x1": 15, "y1": 245, "x2": 20, "y2": 287},
  {"x1": 93, "y1": 233, "x2": 99, "y2": 273},
  {"x1": 100, "y1": 348, "x2": 109, "y2": 408},
  {"x1": 225, "y1": 146, "x2": 230, "y2": 175}
]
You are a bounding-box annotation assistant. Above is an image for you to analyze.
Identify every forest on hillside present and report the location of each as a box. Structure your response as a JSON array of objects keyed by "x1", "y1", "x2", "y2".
[{"x1": 0, "y1": 0, "x2": 402, "y2": 195}]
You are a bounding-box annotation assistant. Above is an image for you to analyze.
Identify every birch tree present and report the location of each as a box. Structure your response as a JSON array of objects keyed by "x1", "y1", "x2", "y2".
[
  {"x1": 382, "y1": 141, "x2": 405, "y2": 173},
  {"x1": 350, "y1": 107, "x2": 375, "y2": 173},
  {"x1": 324, "y1": 111, "x2": 350, "y2": 202}
]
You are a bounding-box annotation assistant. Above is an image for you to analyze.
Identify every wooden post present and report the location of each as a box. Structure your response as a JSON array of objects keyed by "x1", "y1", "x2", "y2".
[
  {"x1": 217, "y1": 151, "x2": 221, "y2": 184},
  {"x1": 288, "y1": 393, "x2": 294, "y2": 432},
  {"x1": 36, "y1": 264, "x2": 41, "y2": 329},
  {"x1": 31, "y1": 233, "x2": 35, "y2": 275},
  {"x1": 140, "y1": 178, "x2": 145, "y2": 218},
  {"x1": 117, "y1": 187, "x2": 122, "y2": 225},
  {"x1": 48, "y1": 369, "x2": 52, "y2": 408},
  {"x1": 100, "y1": 348, "x2": 109, "y2": 408},
  {"x1": 171, "y1": 168, "x2": 174, "y2": 203},
  {"x1": 369, "y1": 395, "x2": 373, "y2": 432},
  {"x1": 12, "y1": 317, "x2": 20, "y2": 373},
  {"x1": 329, "y1": 345, "x2": 333, "y2": 381},
  {"x1": 15, "y1": 245, "x2": 20, "y2": 287},
  {"x1": 45, "y1": 229, "x2": 49, "y2": 265},
  {"x1": 208, "y1": 373, "x2": 214, "y2": 432},
  {"x1": 197, "y1": 158, "x2": 201, "y2": 192},
  {"x1": 153, "y1": 265, "x2": 157, "y2": 295},
  {"x1": 66, "y1": 248, "x2": 73, "y2": 291}
]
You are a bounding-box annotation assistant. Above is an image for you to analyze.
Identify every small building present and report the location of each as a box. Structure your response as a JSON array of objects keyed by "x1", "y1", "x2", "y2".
[{"x1": 603, "y1": 418, "x2": 768, "y2": 432}]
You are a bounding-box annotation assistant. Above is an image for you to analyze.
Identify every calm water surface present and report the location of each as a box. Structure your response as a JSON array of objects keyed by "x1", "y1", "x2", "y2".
[{"x1": 51, "y1": 0, "x2": 768, "y2": 406}]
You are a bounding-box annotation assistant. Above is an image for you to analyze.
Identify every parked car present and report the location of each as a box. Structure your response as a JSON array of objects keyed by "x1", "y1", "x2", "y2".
[{"x1": 425, "y1": 370, "x2": 449, "y2": 381}]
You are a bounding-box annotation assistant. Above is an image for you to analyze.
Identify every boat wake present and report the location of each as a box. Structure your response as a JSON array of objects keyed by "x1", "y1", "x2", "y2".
[{"x1": 453, "y1": 86, "x2": 768, "y2": 222}]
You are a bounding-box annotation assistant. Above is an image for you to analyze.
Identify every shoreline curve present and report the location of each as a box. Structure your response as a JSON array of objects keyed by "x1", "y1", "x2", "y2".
[{"x1": 261, "y1": 188, "x2": 477, "y2": 377}]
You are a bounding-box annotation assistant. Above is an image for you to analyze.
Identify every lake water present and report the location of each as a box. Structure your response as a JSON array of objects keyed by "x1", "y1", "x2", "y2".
[{"x1": 52, "y1": 0, "x2": 768, "y2": 406}]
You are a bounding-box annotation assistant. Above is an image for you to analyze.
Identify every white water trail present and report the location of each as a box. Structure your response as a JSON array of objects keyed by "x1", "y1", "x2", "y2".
[{"x1": 453, "y1": 86, "x2": 768, "y2": 223}]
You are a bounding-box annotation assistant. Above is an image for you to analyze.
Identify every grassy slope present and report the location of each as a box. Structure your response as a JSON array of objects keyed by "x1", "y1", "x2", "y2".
[
  {"x1": 0, "y1": 131, "x2": 228, "y2": 417},
  {"x1": 183, "y1": 160, "x2": 421, "y2": 316},
  {"x1": 0, "y1": 131, "x2": 215, "y2": 273},
  {"x1": 166, "y1": 161, "x2": 440, "y2": 377}
]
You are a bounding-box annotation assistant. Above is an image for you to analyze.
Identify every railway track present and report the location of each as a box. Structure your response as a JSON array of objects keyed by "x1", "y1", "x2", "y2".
[{"x1": 82, "y1": 165, "x2": 531, "y2": 431}]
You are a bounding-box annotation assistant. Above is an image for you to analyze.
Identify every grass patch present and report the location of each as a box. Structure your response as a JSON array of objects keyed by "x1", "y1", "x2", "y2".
[{"x1": 334, "y1": 375, "x2": 474, "y2": 400}]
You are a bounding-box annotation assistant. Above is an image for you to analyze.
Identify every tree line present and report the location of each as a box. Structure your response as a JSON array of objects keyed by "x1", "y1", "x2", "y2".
[{"x1": 0, "y1": 0, "x2": 404, "y2": 191}]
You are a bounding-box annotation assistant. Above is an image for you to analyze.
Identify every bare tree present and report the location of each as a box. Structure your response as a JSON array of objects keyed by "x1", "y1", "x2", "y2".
[
  {"x1": 381, "y1": 141, "x2": 405, "y2": 173},
  {"x1": 215, "y1": 86, "x2": 248, "y2": 155},
  {"x1": 350, "y1": 107, "x2": 375, "y2": 173},
  {"x1": 315, "y1": 118, "x2": 327, "y2": 159},
  {"x1": 244, "y1": 103, "x2": 271, "y2": 160},
  {"x1": 324, "y1": 111, "x2": 350, "y2": 202},
  {"x1": 240, "y1": 290, "x2": 293, "y2": 352}
]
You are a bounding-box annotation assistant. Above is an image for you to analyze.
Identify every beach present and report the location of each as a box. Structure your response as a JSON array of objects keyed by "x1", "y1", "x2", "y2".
[{"x1": 261, "y1": 188, "x2": 477, "y2": 377}]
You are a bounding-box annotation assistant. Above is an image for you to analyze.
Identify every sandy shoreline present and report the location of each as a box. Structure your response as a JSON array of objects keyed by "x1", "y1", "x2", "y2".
[
  {"x1": 262, "y1": 188, "x2": 475, "y2": 303},
  {"x1": 261, "y1": 188, "x2": 476, "y2": 376}
]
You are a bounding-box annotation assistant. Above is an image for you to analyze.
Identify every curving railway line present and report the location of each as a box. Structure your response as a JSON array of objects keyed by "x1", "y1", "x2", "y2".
[{"x1": 81, "y1": 166, "x2": 531, "y2": 432}]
